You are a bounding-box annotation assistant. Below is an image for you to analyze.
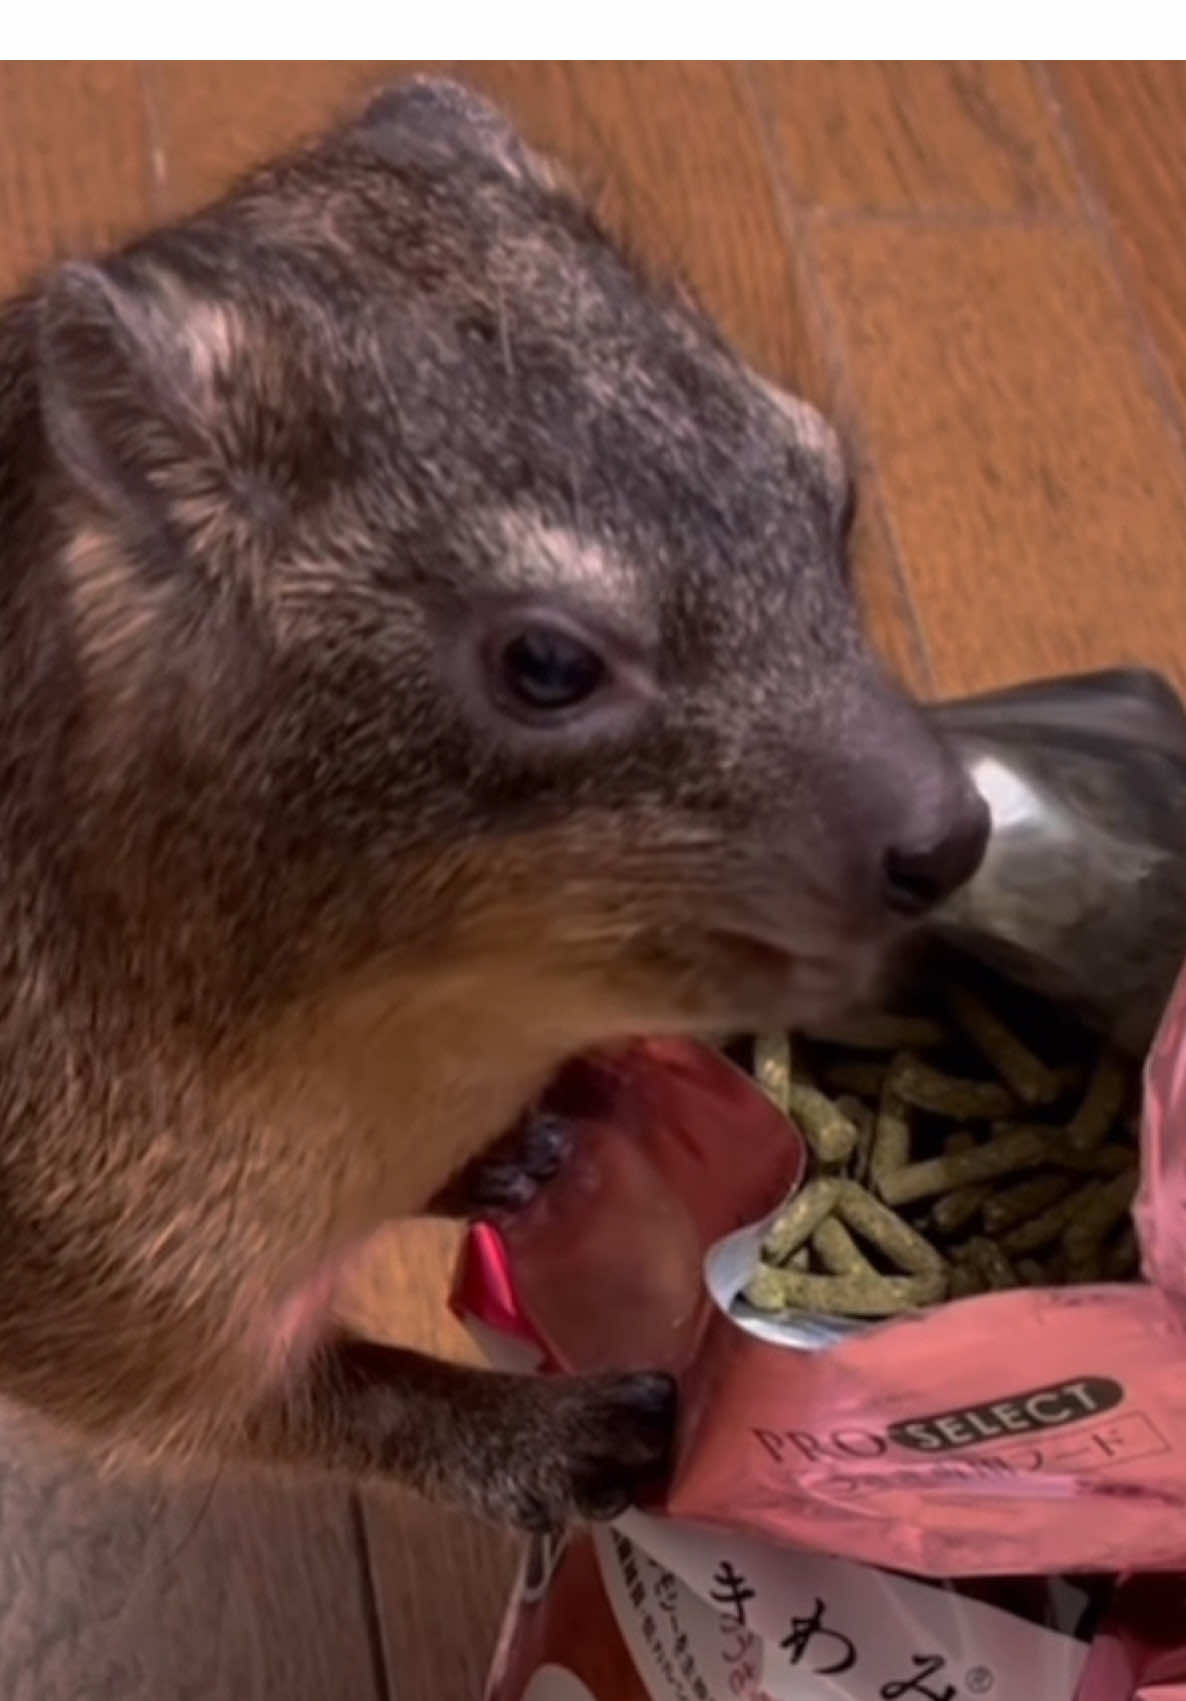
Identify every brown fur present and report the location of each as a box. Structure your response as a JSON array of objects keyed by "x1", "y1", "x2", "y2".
[{"x1": 0, "y1": 78, "x2": 986, "y2": 1526}]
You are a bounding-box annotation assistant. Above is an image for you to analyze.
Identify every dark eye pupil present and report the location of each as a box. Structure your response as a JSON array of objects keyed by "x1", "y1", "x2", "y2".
[{"x1": 501, "y1": 626, "x2": 606, "y2": 710}]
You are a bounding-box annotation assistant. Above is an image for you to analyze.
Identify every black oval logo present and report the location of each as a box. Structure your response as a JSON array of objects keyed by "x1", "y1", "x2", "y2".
[{"x1": 888, "y1": 1377, "x2": 1123, "y2": 1453}]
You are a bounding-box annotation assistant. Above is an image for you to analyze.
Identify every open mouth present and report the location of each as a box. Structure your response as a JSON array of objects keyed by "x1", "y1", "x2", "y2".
[
  {"x1": 426, "y1": 1049, "x2": 629, "y2": 1219},
  {"x1": 427, "y1": 932, "x2": 887, "y2": 1223},
  {"x1": 303, "y1": 940, "x2": 889, "y2": 1370}
]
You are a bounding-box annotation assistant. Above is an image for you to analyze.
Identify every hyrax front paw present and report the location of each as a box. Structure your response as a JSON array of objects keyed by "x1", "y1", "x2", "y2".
[
  {"x1": 431, "y1": 1111, "x2": 573, "y2": 1217},
  {"x1": 505, "y1": 1370, "x2": 677, "y2": 1532}
]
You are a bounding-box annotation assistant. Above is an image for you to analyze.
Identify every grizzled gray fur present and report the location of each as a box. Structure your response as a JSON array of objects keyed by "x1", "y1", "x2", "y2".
[{"x1": 0, "y1": 78, "x2": 985, "y2": 1528}]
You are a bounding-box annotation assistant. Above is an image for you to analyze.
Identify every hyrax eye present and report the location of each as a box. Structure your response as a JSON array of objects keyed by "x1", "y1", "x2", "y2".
[{"x1": 498, "y1": 625, "x2": 607, "y2": 712}]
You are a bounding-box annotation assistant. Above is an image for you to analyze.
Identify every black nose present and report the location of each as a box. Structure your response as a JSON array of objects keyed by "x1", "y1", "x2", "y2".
[{"x1": 882, "y1": 794, "x2": 990, "y2": 916}]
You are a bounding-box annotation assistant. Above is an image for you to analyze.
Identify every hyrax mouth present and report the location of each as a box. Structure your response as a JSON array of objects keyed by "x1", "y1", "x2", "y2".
[
  {"x1": 428, "y1": 1106, "x2": 575, "y2": 1217},
  {"x1": 427, "y1": 1049, "x2": 631, "y2": 1219}
]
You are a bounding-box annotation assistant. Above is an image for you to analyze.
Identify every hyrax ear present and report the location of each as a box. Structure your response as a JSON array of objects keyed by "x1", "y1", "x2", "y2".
[
  {"x1": 355, "y1": 76, "x2": 559, "y2": 190},
  {"x1": 37, "y1": 258, "x2": 226, "y2": 527}
]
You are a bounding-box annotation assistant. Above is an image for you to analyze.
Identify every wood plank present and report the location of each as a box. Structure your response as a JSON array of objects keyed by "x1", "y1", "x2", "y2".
[
  {"x1": 1052, "y1": 63, "x2": 1186, "y2": 435},
  {"x1": 755, "y1": 63, "x2": 1076, "y2": 216},
  {"x1": 338, "y1": 1219, "x2": 481, "y2": 1364},
  {"x1": 145, "y1": 61, "x2": 402, "y2": 215},
  {"x1": 0, "y1": 1405, "x2": 381, "y2": 1701},
  {"x1": 361, "y1": 1487, "x2": 519, "y2": 1701},
  {"x1": 810, "y1": 219, "x2": 1186, "y2": 696},
  {"x1": 0, "y1": 62, "x2": 155, "y2": 293}
]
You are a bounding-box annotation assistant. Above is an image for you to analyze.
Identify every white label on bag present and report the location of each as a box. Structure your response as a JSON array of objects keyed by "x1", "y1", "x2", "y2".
[
  {"x1": 596, "y1": 1523, "x2": 761, "y2": 1699},
  {"x1": 595, "y1": 1513, "x2": 1090, "y2": 1701}
]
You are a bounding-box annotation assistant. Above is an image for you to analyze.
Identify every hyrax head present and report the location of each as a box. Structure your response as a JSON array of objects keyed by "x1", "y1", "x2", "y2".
[{"x1": 38, "y1": 77, "x2": 987, "y2": 1067}]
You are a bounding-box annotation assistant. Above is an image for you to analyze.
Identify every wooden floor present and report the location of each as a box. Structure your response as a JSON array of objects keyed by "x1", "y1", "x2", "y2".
[{"x1": 1, "y1": 60, "x2": 1185, "y2": 1700}]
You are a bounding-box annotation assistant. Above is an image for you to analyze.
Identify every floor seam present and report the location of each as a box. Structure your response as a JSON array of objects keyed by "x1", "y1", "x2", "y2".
[
  {"x1": 1035, "y1": 61, "x2": 1186, "y2": 482},
  {"x1": 733, "y1": 61, "x2": 937, "y2": 697}
]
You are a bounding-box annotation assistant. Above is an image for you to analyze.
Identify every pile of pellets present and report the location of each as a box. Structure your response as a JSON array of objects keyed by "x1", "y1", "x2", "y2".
[{"x1": 743, "y1": 978, "x2": 1142, "y2": 1320}]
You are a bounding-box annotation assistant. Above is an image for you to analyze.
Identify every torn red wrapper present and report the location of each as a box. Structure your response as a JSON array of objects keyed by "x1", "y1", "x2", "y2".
[{"x1": 453, "y1": 964, "x2": 1186, "y2": 1699}]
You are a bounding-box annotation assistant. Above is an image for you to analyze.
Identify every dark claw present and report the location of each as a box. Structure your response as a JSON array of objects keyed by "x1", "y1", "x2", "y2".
[{"x1": 509, "y1": 1370, "x2": 678, "y2": 1532}]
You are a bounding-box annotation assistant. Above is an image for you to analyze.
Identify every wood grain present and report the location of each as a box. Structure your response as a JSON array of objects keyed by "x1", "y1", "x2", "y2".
[
  {"x1": 144, "y1": 61, "x2": 401, "y2": 215},
  {"x1": 360, "y1": 1487, "x2": 519, "y2": 1701},
  {"x1": 756, "y1": 62, "x2": 1076, "y2": 216},
  {"x1": 340, "y1": 1230, "x2": 519, "y2": 1701},
  {"x1": 337, "y1": 1220, "x2": 481, "y2": 1364},
  {"x1": 810, "y1": 219, "x2": 1186, "y2": 696},
  {"x1": 0, "y1": 63, "x2": 155, "y2": 294},
  {"x1": 0, "y1": 1406, "x2": 381, "y2": 1701},
  {"x1": 1053, "y1": 63, "x2": 1186, "y2": 435}
]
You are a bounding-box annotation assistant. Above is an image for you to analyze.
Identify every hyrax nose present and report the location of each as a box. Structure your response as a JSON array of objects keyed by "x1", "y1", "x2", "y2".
[{"x1": 880, "y1": 790, "x2": 990, "y2": 917}]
